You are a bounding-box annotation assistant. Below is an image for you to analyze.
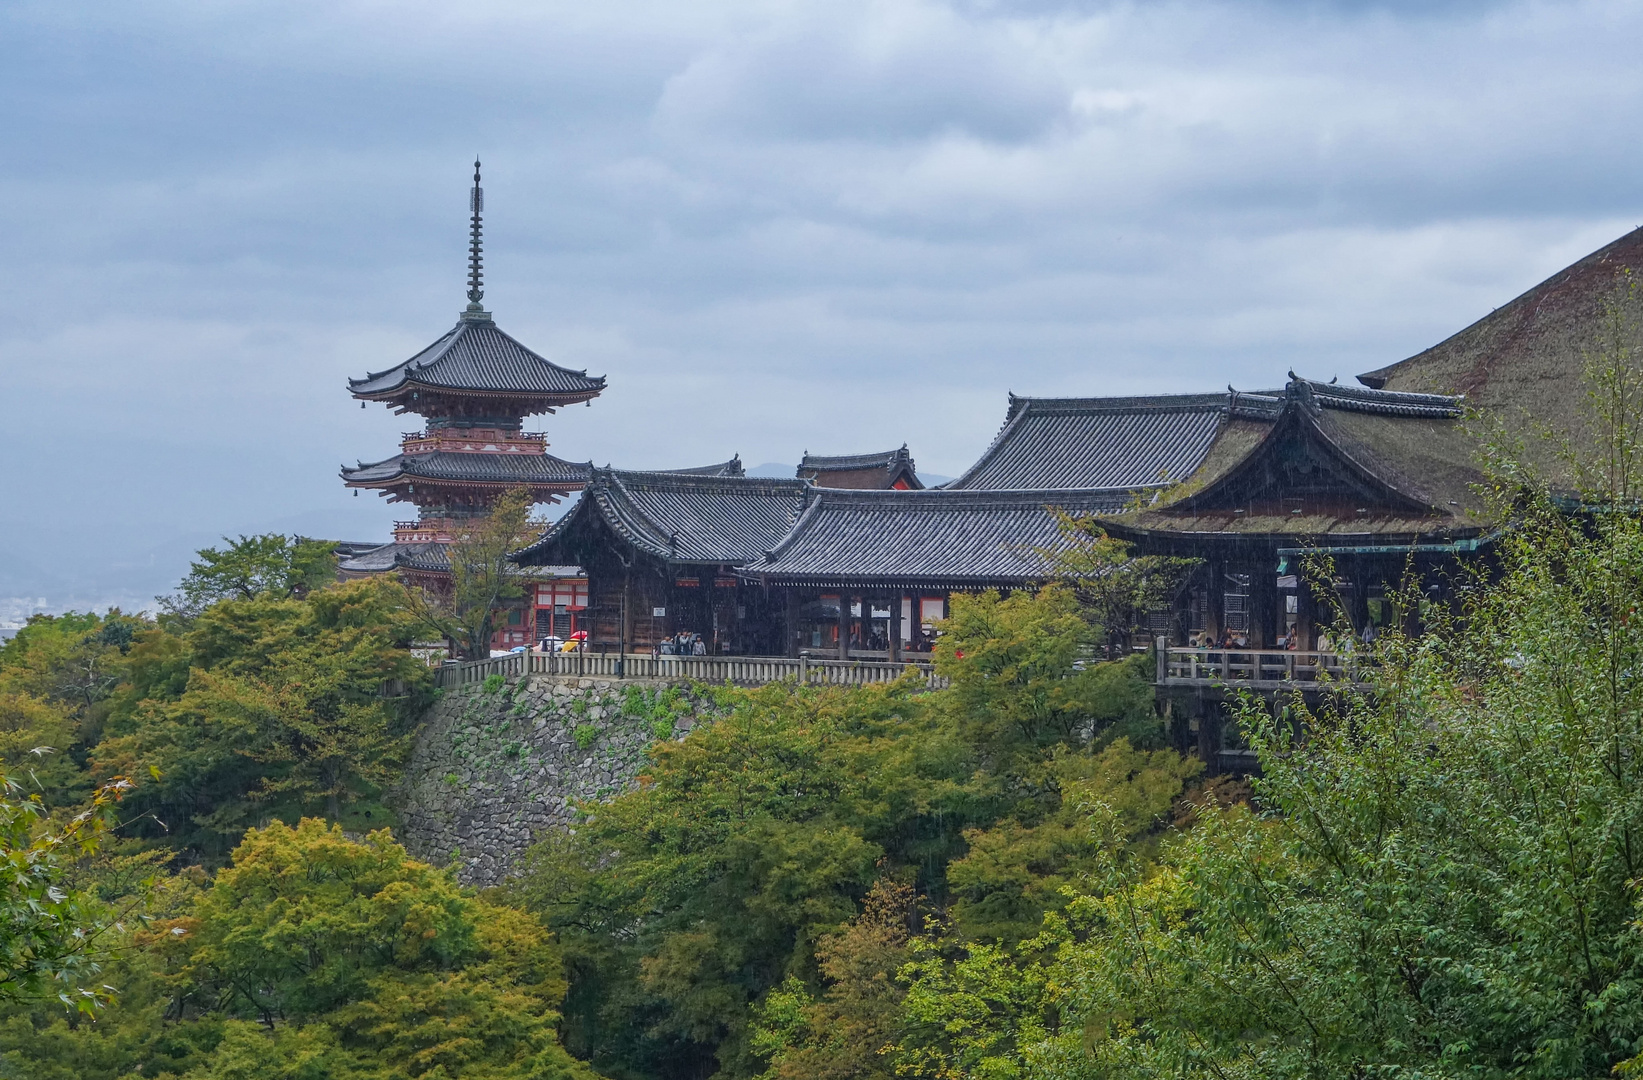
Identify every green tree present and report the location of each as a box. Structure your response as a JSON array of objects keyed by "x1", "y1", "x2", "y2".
[
  {"x1": 0, "y1": 769, "x2": 135, "y2": 1014},
  {"x1": 181, "y1": 819, "x2": 595, "y2": 1079},
  {"x1": 512, "y1": 678, "x2": 997, "y2": 1080},
  {"x1": 96, "y1": 578, "x2": 430, "y2": 856},
  {"x1": 159, "y1": 534, "x2": 339, "y2": 620},
  {"x1": 404, "y1": 487, "x2": 542, "y2": 661}
]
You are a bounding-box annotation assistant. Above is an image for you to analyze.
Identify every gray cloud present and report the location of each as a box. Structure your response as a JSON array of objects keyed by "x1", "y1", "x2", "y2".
[{"x1": 1, "y1": 0, "x2": 1640, "y2": 608}]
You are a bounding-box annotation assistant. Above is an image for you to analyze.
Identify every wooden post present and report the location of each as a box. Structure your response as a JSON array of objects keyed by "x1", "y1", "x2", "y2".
[
  {"x1": 837, "y1": 593, "x2": 850, "y2": 660},
  {"x1": 618, "y1": 572, "x2": 629, "y2": 679},
  {"x1": 1156, "y1": 634, "x2": 1167, "y2": 684},
  {"x1": 888, "y1": 593, "x2": 902, "y2": 663}
]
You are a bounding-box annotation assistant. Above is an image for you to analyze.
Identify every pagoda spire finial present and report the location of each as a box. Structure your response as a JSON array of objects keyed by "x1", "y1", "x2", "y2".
[{"x1": 463, "y1": 158, "x2": 490, "y2": 322}]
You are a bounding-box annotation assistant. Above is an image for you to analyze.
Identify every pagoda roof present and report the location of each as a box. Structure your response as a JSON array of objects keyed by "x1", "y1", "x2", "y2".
[
  {"x1": 515, "y1": 469, "x2": 808, "y2": 567},
  {"x1": 946, "y1": 392, "x2": 1231, "y2": 491},
  {"x1": 740, "y1": 487, "x2": 1132, "y2": 588},
  {"x1": 1356, "y1": 225, "x2": 1643, "y2": 490},
  {"x1": 348, "y1": 315, "x2": 606, "y2": 407},
  {"x1": 341, "y1": 450, "x2": 593, "y2": 488}
]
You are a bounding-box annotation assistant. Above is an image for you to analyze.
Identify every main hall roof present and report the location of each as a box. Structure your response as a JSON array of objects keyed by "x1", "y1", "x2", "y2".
[
  {"x1": 947, "y1": 393, "x2": 1230, "y2": 491},
  {"x1": 741, "y1": 487, "x2": 1133, "y2": 588}
]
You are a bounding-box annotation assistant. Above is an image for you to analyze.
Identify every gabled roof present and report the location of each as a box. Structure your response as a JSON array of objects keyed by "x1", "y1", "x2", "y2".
[
  {"x1": 1099, "y1": 375, "x2": 1486, "y2": 542},
  {"x1": 1357, "y1": 225, "x2": 1643, "y2": 487},
  {"x1": 337, "y1": 540, "x2": 448, "y2": 576},
  {"x1": 341, "y1": 451, "x2": 592, "y2": 488},
  {"x1": 514, "y1": 469, "x2": 808, "y2": 566},
  {"x1": 348, "y1": 315, "x2": 606, "y2": 407},
  {"x1": 947, "y1": 393, "x2": 1230, "y2": 491},
  {"x1": 797, "y1": 445, "x2": 923, "y2": 490},
  {"x1": 660, "y1": 455, "x2": 746, "y2": 478},
  {"x1": 740, "y1": 487, "x2": 1133, "y2": 588}
]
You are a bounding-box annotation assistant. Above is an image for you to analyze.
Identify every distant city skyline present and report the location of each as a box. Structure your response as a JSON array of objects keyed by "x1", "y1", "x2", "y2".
[{"x1": 4, "y1": 1, "x2": 1642, "y2": 612}]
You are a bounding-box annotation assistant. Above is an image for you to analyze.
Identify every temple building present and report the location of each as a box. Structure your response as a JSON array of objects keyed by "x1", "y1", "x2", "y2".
[
  {"x1": 512, "y1": 468, "x2": 808, "y2": 655},
  {"x1": 797, "y1": 446, "x2": 923, "y2": 489},
  {"x1": 339, "y1": 162, "x2": 607, "y2": 650},
  {"x1": 497, "y1": 220, "x2": 1640, "y2": 743}
]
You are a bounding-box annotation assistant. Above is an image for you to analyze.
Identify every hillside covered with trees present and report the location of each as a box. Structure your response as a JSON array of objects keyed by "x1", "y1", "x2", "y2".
[{"x1": 10, "y1": 421, "x2": 1643, "y2": 1077}]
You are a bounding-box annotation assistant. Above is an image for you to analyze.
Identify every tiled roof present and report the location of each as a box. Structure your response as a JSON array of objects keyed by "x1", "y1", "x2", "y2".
[
  {"x1": 800, "y1": 447, "x2": 913, "y2": 471},
  {"x1": 337, "y1": 540, "x2": 447, "y2": 575},
  {"x1": 1098, "y1": 374, "x2": 1485, "y2": 540},
  {"x1": 348, "y1": 316, "x2": 606, "y2": 404},
  {"x1": 741, "y1": 487, "x2": 1134, "y2": 587},
  {"x1": 657, "y1": 456, "x2": 746, "y2": 478},
  {"x1": 342, "y1": 451, "x2": 593, "y2": 487},
  {"x1": 514, "y1": 469, "x2": 808, "y2": 566},
  {"x1": 947, "y1": 393, "x2": 1230, "y2": 491}
]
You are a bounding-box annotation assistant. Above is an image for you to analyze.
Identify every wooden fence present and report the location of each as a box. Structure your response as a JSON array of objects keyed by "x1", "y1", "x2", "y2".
[
  {"x1": 1158, "y1": 645, "x2": 1372, "y2": 690},
  {"x1": 434, "y1": 650, "x2": 948, "y2": 691}
]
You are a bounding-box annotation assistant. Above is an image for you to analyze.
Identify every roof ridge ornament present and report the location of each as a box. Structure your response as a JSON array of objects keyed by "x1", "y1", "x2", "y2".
[{"x1": 462, "y1": 159, "x2": 491, "y2": 323}]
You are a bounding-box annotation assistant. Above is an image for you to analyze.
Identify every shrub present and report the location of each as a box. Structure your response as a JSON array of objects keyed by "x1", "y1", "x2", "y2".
[
  {"x1": 573, "y1": 724, "x2": 598, "y2": 750},
  {"x1": 481, "y1": 673, "x2": 505, "y2": 695},
  {"x1": 650, "y1": 718, "x2": 674, "y2": 741}
]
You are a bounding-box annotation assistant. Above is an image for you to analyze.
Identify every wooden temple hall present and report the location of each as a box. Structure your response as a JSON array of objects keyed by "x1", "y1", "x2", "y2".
[{"x1": 337, "y1": 160, "x2": 1643, "y2": 720}]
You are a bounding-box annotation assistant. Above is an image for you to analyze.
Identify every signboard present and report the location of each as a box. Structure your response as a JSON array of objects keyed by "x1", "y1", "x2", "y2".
[{"x1": 652, "y1": 607, "x2": 667, "y2": 617}]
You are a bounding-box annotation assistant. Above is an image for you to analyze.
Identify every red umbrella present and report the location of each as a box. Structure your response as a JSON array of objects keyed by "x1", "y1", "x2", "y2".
[{"x1": 569, "y1": 631, "x2": 588, "y2": 641}]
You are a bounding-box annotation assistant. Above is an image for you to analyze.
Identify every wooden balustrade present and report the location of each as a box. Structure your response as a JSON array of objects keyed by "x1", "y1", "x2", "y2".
[
  {"x1": 1157, "y1": 645, "x2": 1372, "y2": 690},
  {"x1": 433, "y1": 651, "x2": 948, "y2": 691}
]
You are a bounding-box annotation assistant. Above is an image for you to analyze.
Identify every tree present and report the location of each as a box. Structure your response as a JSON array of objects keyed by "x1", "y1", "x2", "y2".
[
  {"x1": 181, "y1": 819, "x2": 597, "y2": 1079},
  {"x1": 159, "y1": 534, "x2": 338, "y2": 620},
  {"x1": 95, "y1": 578, "x2": 430, "y2": 856},
  {"x1": 0, "y1": 769, "x2": 135, "y2": 1015},
  {"x1": 403, "y1": 488, "x2": 543, "y2": 661},
  {"x1": 1047, "y1": 511, "x2": 1198, "y2": 651}
]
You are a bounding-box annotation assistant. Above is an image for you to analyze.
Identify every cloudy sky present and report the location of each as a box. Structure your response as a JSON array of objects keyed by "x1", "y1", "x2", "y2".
[{"x1": 3, "y1": 0, "x2": 1641, "y2": 609}]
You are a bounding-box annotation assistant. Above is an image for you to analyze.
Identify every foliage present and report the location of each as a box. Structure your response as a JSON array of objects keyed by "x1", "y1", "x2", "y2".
[
  {"x1": 403, "y1": 488, "x2": 543, "y2": 661},
  {"x1": 159, "y1": 534, "x2": 339, "y2": 621},
  {"x1": 932, "y1": 589, "x2": 1161, "y2": 769},
  {"x1": 512, "y1": 596, "x2": 1184, "y2": 1080},
  {"x1": 750, "y1": 879, "x2": 918, "y2": 1080},
  {"x1": 0, "y1": 820, "x2": 598, "y2": 1079},
  {"x1": 95, "y1": 577, "x2": 430, "y2": 856},
  {"x1": 572, "y1": 724, "x2": 597, "y2": 750},
  {"x1": 0, "y1": 769, "x2": 136, "y2": 1014},
  {"x1": 1046, "y1": 512, "x2": 1198, "y2": 647}
]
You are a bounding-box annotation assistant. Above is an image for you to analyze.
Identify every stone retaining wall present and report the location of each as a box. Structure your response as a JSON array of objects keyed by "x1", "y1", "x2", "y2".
[{"x1": 393, "y1": 673, "x2": 718, "y2": 886}]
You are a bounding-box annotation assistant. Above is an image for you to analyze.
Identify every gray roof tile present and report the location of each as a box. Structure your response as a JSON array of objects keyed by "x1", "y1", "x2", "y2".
[
  {"x1": 948, "y1": 393, "x2": 1229, "y2": 491},
  {"x1": 348, "y1": 317, "x2": 605, "y2": 402},
  {"x1": 741, "y1": 487, "x2": 1133, "y2": 587},
  {"x1": 515, "y1": 469, "x2": 808, "y2": 566}
]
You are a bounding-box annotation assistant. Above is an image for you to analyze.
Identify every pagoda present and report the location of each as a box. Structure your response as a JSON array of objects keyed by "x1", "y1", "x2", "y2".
[
  {"x1": 338, "y1": 162, "x2": 606, "y2": 644},
  {"x1": 342, "y1": 161, "x2": 604, "y2": 532}
]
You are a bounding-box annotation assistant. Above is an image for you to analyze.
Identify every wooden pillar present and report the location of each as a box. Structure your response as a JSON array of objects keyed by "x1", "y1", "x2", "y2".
[
  {"x1": 888, "y1": 592, "x2": 902, "y2": 662},
  {"x1": 837, "y1": 592, "x2": 850, "y2": 660}
]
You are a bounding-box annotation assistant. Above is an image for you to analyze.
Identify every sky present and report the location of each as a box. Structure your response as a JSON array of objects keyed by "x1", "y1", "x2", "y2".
[{"x1": 3, "y1": 0, "x2": 1642, "y2": 612}]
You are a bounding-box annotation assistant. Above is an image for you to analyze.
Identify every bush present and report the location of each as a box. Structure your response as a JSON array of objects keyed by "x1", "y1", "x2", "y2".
[
  {"x1": 482, "y1": 673, "x2": 505, "y2": 694},
  {"x1": 573, "y1": 724, "x2": 597, "y2": 750}
]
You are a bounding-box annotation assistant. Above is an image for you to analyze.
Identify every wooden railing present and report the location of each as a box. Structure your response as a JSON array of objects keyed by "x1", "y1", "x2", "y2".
[
  {"x1": 434, "y1": 651, "x2": 948, "y2": 691},
  {"x1": 1158, "y1": 646, "x2": 1372, "y2": 690}
]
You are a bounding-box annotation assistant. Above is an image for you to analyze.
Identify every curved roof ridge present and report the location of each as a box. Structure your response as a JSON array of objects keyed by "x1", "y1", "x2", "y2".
[
  {"x1": 348, "y1": 317, "x2": 606, "y2": 403},
  {"x1": 800, "y1": 446, "x2": 912, "y2": 469}
]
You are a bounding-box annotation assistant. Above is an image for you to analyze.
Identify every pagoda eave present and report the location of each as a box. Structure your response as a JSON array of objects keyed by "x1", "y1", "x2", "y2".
[{"x1": 348, "y1": 380, "x2": 602, "y2": 412}]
